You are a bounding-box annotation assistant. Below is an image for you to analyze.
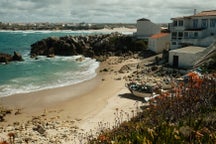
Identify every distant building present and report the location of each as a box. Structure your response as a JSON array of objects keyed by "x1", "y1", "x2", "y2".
[
  {"x1": 169, "y1": 46, "x2": 205, "y2": 68},
  {"x1": 148, "y1": 33, "x2": 171, "y2": 53},
  {"x1": 170, "y1": 10, "x2": 216, "y2": 49},
  {"x1": 135, "y1": 18, "x2": 161, "y2": 39}
]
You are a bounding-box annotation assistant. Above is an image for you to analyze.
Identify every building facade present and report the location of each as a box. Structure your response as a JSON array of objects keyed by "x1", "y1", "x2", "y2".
[
  {"x1": 170, "y1": 10, "x2": 216, "y2": 49},
  {"x1": 169, "y1": 46, "x2": 205, "y2": 68},
  {"x1": 148, "y1": 33, "x2": 170, "y2": 53},
  {"x1": 135, "y1": 18, "x2": 161, "y2": 39}
]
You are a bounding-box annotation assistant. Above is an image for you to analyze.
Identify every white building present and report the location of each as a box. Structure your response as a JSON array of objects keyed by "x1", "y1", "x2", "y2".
[
  {"x1": 135, "y1": 18, "x2": 161, "y2": 39},
  {"x1": 148, "y1": 33, "x2": 171, "y2": 53},
  {"x1": 170, "y1": 10, "x2": 216, "y2": 49},
  {"x1": 169, "y1": 46, "x2": 205, "y2": 68}
]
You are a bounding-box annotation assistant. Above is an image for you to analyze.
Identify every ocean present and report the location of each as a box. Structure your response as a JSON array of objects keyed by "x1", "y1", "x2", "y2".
[{"x1": 0, "y1": 30, "x2": 107, "y2": 97}]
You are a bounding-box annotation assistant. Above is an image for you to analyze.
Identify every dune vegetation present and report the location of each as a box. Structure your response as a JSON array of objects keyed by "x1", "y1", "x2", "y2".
[{"x1": 89, "y1": 73, "x2": 216, "y2": 144}]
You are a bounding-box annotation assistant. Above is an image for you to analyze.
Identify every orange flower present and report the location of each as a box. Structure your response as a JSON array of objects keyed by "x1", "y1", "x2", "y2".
[{"x1": 99, "y1": 135, "x2": 106, "y2": 141}]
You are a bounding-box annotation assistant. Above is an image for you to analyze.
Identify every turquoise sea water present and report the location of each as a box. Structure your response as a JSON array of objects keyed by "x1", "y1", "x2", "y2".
[{"x1": 0, "y1": 30, "x2": 103, "y2": 97}]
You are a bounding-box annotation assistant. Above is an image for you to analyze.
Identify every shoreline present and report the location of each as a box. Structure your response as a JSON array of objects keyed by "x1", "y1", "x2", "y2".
[
  {"x1": 0, "y1": 27, "x2": 136, "y2": 34},
  {"x1": 1, "y1": 72, "x2": 101, "y2": 112},
  {"x1": 0, "y1": 56, "x2": 142, "y2": 143}
]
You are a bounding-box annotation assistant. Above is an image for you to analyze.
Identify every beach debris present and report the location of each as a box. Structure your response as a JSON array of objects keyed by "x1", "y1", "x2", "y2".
[
  {"x1": 115, "y1": 77, "x2": 122, "y2": 80},
  {"x1": 75, "y1": 118, "x2": 82, "y2": 122},
  {"x1": 33, "y1": 125, "x2": 46, "y2": 135},
  {"x1": 101, "y1": 68, "x2": 109, "y2": 72},
  {"x1": 14, "y1": 108, "x2": 22, "y2": 115},
  {"x1": 119, "y1": 65, "x2": 131, "y2": 73}
]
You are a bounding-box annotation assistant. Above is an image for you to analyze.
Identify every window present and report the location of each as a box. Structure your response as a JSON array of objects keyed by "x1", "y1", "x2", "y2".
[
  {"x1": 201, "y1": 19, "x2": 208, "y2": 28},
  {"x1": 210, "y1": 19, "x2": 216, "y2": 27},
  {"x1": 172, "y1": 32, "x2": 177, "y2": 39},
  {"x1": 178, "y1": 32, "x2": 183, "y2": 39},
  {"x1": 172, "y1": 42, "x2": 176, "y2": 45},
  {"x1": 194, "y1": 32, "x2": 198, "y2": 37},
  {"x1": 178, "y1": 32, "x2": 183, "y2": 37},
  {"x1": 179, "y1": 20, "x2": 184, "y2": 26},
  {"x1": 193, "y1": 19, "x2": 198, "y2": 28},
  {"x1": 173, "y1": 21, "x2": 177, "y2": 26},
  {"x1": 184, "y1": 32, "x2": 188, "y2": 38}
]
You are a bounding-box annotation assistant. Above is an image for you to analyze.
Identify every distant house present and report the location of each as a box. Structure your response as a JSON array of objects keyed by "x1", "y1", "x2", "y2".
[
  {"x1": 135, "y1": 18, "x2": 161, "y2": 39},
  {"x1": 170, "y1": 10, "x2": 216, "y2": 49},
  {"x1": 169, "y1": 46, "x2": 205, "y2": 68},
  {"x1": 148, "y1": 33, "x2": 170, "y2": 53}
]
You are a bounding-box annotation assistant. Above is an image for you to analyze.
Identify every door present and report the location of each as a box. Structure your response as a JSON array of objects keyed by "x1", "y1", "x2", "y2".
[{"x1": 173, "y1": 55, "x2": 179, "y2": 68}]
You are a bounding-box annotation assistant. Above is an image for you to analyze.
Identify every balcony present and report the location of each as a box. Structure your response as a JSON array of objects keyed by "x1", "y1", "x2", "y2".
[{"x1": 184, "y1": 29, "x2": 208, "y2": 39}]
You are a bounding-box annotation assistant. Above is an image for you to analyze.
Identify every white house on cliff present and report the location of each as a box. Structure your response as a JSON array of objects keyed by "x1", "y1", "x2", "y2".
[
  {"x1": 134, "y1": 18, "x2": 170, "y2": 53},
  {"x1": 168, "y1": 10, "x2": 216, "y2": 69},
  {"x1": 135, "y1": 18, "x2": 161, "y2": 39},
  {"x1": 148, "y1": 33, "x2": 170, "y2": 53},
  {"x1": 170, "y1": 10, "x2": 216, "y2": 49}
]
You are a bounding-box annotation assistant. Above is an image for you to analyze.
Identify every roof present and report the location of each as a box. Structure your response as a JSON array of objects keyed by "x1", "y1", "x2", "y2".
[
  {"x1": 171, "y1": 17, "x2": 184, "y2": 20},
  {"x1": 170, "y1": 46, "x2": 205, "y2": 54},
  {"x1": 193, "y1": 10, "x2": 216, "y2": 17},
  {"x1": 171, "y1": 10, "x2": 216, "y2": 20},
  {"x1": 137, "y1": 18, "x2": 150, "y2": 22},
  {"x1": 150, "y1": 33, "x2": 170, "y2": 39}
]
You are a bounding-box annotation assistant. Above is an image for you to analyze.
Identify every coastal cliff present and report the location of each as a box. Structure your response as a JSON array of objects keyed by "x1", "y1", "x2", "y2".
[{"x1": 30, "y1": 33, "x2": 147, "y2": 61}]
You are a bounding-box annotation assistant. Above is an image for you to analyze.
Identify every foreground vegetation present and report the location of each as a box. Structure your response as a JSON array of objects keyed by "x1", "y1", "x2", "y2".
[{"x1": 89, "y1": 73, "x2": 216, "y2": 144}]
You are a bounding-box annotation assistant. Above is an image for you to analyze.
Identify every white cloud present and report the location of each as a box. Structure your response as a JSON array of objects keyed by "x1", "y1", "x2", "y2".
[{"x1": 0, "y1": 0, "x2": 216, "y2": 23}]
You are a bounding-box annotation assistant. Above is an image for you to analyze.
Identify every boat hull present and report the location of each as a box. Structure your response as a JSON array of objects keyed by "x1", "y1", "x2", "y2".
[{"x1": 126, "y1": 83, "x2": 152, "y2": 98}]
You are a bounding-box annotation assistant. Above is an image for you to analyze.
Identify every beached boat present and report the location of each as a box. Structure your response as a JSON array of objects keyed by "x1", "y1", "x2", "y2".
[{"x1": 126, "y1": 82, "x2": 153, "y2": 98}]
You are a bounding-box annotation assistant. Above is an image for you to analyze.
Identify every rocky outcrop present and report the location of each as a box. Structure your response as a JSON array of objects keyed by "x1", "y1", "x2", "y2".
[
  {"x1": 0, "y1": 51, "x2": 24, "y2": 63},
  {"x1": 0, "y1": 53, "x2": 12, "y2": 63},
  {"x1": 12, "y1": 51, "x2": 24, "y2": 61},
  {"x1": 30, "y1": 33, "x2": 147, "y2": 61}
]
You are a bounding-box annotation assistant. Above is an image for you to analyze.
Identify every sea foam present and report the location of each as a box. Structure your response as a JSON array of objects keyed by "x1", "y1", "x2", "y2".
[{"x1": 0, "y1": 55, "x2": 99, "y2": 97}]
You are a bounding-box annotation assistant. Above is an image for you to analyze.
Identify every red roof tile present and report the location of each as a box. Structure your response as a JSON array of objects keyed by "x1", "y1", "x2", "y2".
[
  {"x1": 193, "y1": 10, "x2": 216, "y2": 17},
  {"x1": 172, "y1": 10, "x2": 216, "y2": 20}
]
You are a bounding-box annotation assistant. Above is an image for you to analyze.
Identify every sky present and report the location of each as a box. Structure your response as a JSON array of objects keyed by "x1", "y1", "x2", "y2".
[{"x1": 0, "y1": 0, "x2": 216, "y2": 23}]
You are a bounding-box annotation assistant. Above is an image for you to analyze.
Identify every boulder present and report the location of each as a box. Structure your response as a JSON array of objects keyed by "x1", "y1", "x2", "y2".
[
  {"x1": 119, "y1": 65, "x2": 131, "y2": 73},
  {"x1": 30, "y1": 33, "x2": 147, "y2": 60},
  {"x1": 0, "y1": 51, "x2": 24, "y2": 64},
  {"x1": 0, "y1": 53, "x2": 12, "y2": 63},
  {"x1": 12, "y1": 51, "x2": 24, "y2": 61},
  {"x1": 33, "y1": 125, "x2": 46, "y2": 135}
]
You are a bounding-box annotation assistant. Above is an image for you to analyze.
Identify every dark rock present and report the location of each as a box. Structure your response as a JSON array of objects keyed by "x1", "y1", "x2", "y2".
[
  {"x1": 0, "y1": 53, "x2": 12, "y2": 63},
  {"x1": 119, "y1": 65, "x2": 131, "y2": 73},
  {"x1": 47, "y1": 54, "x2": 55, "y2": 58},
  {"x1": 0, "y1": 115, "x2": 5, "y2": 122},
  {"x1": 102, "y1": 68, "x2": 109, "y2": 72},
  {"x1": 0, "y1": 52, "x2": 23, "y2": 63},
  {"x1": 33, "y1": 125, "x2": 46, "y2": 135},
  {"x1": 30, "y1": 33, "x2": 148, "y2": 60},
  {"x1": 12, "y1": 51, "x2": 24, "y2": 61}
]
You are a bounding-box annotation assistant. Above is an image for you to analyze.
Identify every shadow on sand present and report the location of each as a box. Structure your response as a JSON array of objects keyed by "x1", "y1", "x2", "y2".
[{"x1": 118, "y1": 93, "x2": 145, "y2": 102}]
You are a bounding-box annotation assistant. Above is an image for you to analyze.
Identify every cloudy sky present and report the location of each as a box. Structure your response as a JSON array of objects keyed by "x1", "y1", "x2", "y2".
[{"x1": 0, "y1": 0, "x2": 216, "y2": 23}]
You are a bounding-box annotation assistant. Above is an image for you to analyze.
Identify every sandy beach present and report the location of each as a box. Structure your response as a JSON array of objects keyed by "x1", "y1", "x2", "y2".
[
  {"x1": 0, "y1": 56, "x2": 146, "y2": 143},
  {"x1": 89, "y1": 27, "x2": 137, "y2": 33}
]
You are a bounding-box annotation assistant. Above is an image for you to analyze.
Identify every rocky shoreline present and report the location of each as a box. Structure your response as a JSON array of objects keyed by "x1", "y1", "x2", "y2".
[
  {"x1": 0, "y1": 52, "x2": 23, "y2": 64},
  {"x1": 30, "y1": 33, "x2": 148, "y2": 61},
  {"x1": 1, "y1": 32, "x2": 148, "y2": 64}
]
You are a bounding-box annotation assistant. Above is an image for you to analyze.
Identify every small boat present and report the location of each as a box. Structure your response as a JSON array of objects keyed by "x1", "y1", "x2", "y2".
[{"x1": 126, "y1": 82, "x2": 153, "y2": 98}]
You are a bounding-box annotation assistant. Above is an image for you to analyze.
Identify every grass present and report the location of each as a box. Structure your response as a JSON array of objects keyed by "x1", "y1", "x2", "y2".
[{"x1": 88, "y1": 73, "x2": 216, "y2": 144}]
